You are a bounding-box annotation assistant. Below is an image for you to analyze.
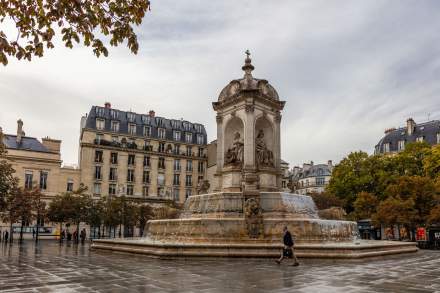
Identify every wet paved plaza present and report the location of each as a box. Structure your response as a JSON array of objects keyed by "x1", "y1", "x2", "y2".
[{"x1": 0, "y1": 241, "x2": 439, "y2": 292}]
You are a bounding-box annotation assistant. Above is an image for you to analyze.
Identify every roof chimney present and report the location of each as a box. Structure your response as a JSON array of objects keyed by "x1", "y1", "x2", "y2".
[
  {"x1": 407, "y1": 118, "x2": 416, "y2": 135},
  {"x1": 149, "y1": 110, "x2": 155, "y2": 117},
  {"x1": 384, "y1": 127, "x2": 396, "y2": 134},
  {"x1": 16, "y1": 119, "x2": 24, "y2": 145},
  {"x1": 328, "y1": 160, "x2": 333, "y2": 168},
  {"x1": 104, "y1": 102, "x2": 111, "y2": 109}
]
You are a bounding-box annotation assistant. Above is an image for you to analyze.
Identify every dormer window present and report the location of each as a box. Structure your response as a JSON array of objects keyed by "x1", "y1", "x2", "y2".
[
  {"x1": 185, "y1": 132, "x2": 193, "y2": 143},
  {"x1": 127, "y1": 112, "x2": 136, "y2": 122},
  {"x1": 111, "y1": 121, "x2": 119, "y2": 132},
  {"x1": 95, "y1": 107, "x2": 105, "y2": 117},
  {"x1": 110, "y1": 110, "x2": 119, "y2": 119},
  {"x1": 141, "y1": 115, "x2": 151, "y2": 124},
  {"x1": 416, "y1": 136, "x2": 424, "y2": 142},
  {"x1": 398, "y1": 140, "x2": 405, "y2": 151},
  {"x1": 195, "y1": 124, "x2": 203, "y2": 133},
  {"x1": 96, "y1": 118, "x2": 105, "y2": 130},
  {"x1": 183, "y1": 122, "x2": 191, "y2": 131},
  {"x1": 384, "y1": 143, "x2": 390, "y2": 153},
  {"x1": 437, "y1": 133, "x2": 440, "y2": 144},
  {"x1": 158, "y1": 128, "x2": 166, "y2": 139},
  {"x1": 173, "y1": 131, "x2": 181, "y2": 141},
  {"x1": 144, "y1": 126, "x2": 151, "y2": 137},
  {"x1": 156, "y1": 117, "x2": 165, "y2": 126},
  {"x1": 171, "y1": 120, "x2": 180, "y2": 129},
  {"x1": 196, "y1": 134, "x2": 204, "y2": 145},
  {"x1": 128, "y1": 123, "x2": 136, "y2": 135}
]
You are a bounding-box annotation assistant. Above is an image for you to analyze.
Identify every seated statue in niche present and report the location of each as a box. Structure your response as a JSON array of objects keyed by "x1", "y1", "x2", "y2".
[
  {"x1": 256, "y1": 129, "x2": 274, "y2": 167},
  {"x1": 224, "y1": 132, "x2": 244, "y2": 166}
]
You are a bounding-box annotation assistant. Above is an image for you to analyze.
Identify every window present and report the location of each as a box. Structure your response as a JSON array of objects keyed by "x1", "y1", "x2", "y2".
[
  {"x1": 156, "y1": 117, "x2": 165, "y2": 126},
  {"x1": 142, "y1": 186, "x2": 149, "y2": 196},
  {"x1": 110, "y1": 152, "x2": 118, "y2": 164},
  {"x1": 95, "y1": 133, "x2": 103, "y2": 144},
  {"x1": 126, "y1": 185, "x2": 134, "y2": 196},
  {"x1": 25, "y1": 171, "x2": 33, "y2": 189},
  {"x1": 416, "y1": 136, "x2": 424, "y2": 142},
  {"x1": 143, "y1": 140, "x2": 152, "y2": 151},
  {"x1": 109, "y1": 168, "x2": 117, "y2": 181},
  {"x1": 198, "y1": 161, "x2": 204, "y2": 173},
  {"x1": 183, "y1": 122, "x2": 191, "y2": 131},
  {"x1": 94, "y1": 166, "x2": 102, "y2": 180},
  {"x1": 195, "y1": 124, "x2": 203, "y2": 133},
  {"x1": 398, "y1": 140, "x2": 405, "y2": 151},
  {"x1": 111, "y1": 121, "x2": 119, "y2": 132},
  {"x1": 109, "y1": 184, "x2": 116, "y2": 195},
  {"x1": 110, "y1": 109, "x2": 119, "y2": 119},
  {"x1": 127, "y1": 112, "x2": 135, "y2": 122},
  {"x1": 96, "y1": 118, "x2": 105, "y2": 130},
  {"x1": 198, "y1": 148, "x2": 204, "y2": 157},
  {"x1": 158, "y1": 157, "x2": 165, "y2": 169},
  {"x1": 128, "y1": 154, "x2": 135, "y2": 166},
  {"x1": 185, "y1": 189, "x2": 192, "y2": 198},
  {"x1": 39, "y1": 171, "x2": 48, "y2": 190},
  {"x1": 171, "y1": 120, "x2": 180, "y2": 129},
  {"x1": 198, "y1": 175, "x2": 203, "y2": 184},
  {"x1": 173, "y1": 189, "x2": 180, "y2": 201},
  {"x1": 95, "y1": 107, "x2": 105, "y2": 116},
  {"x1": 185, "y1": 132, "x2": 193, "y2": 143},
  {"x1": 67, "y1": 180, "x2": 74, "y2": 192},
  {"x1": 173, "y1": 174, "x2": 180, "y2": 185},
  {"x1": 128, "y1": 123, "x2": 136, "y2": 135},
  {"x1": 141, "y1": 115, "x2": 151, "y2": 124},
  {"x1": 174, "y1": 144, "x2": 180, "y2": 155},
  {"x1": 174, "y1": 159, "x2": 181, "y2": 171},
  {"x1": 143, "y1": 156, "x2": 150, "y2": 167},
  {"x1": 95, "y1": 150, "x2": 103, "y2": 163},
  {"x1": 94, "y1": 183, "x2": 101, "y2": 194},
  {"x1": 173, "y1": 131, "x2": 181, "y2": 141},
  {"x1": 437, "y1": 133, "x2": 440, "y2": 144},
  {"x1": 197, "y1": 134, "x2": 204, "y2": 145},
  {"x1": 143, "y1": 171, "x2": 150, "y2": 184},
  {"x1": 306, "y1": 179, "x2": 309, "y2": 187},
  {"x1": 316, "y1": 177, "x2": 325, "y2": 186},
  {"x1": 143, "y1": 126, "x2": 151, "y2": 137},
  {"x1": 157, "y1": 174, "x2": 165, "y2": 186},
  {"x1": 127, "y1": 169, "x2": 135, "y2": 182},
  {"x1": 158, "y1": 142, "x2": 165, "y2": 153},
  {"x1": 186, "y1": 160, "x2": 193, "y2": 172},
  {"x1": 186, "y1": 146, "x2": 192, "y2": 156},
  {"x1": 158, "y1": 128, "x2": 166, "y2": 139},
  {"x1": 383, "y1": 143, "x2": 390, "y2": 153},
  {"x1": 185, "y1": 175, "x2": 192, "y2": 187}
]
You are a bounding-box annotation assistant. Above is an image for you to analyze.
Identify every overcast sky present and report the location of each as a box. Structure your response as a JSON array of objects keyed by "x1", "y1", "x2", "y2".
[{"x1": 1, "y1": 0, "x2": 440, "y2": 167}]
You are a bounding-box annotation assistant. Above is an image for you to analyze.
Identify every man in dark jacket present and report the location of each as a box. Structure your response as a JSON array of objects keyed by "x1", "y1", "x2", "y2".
[{"x1": 276, "y1": 226, "x2": 299, "y2": 266}]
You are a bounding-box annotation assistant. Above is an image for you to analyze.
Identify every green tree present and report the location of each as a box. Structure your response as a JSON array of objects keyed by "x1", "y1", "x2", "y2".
[
  {"x1": 353, "y1": 192, "x2": 379, "y2": 220},
  {"x1": 373, "y1": 196, "x2": 416, "y2": 235},
  {"x1": 84, "y1": 198, "x2": 104, "y2": 239},
  {"x1": 0, "y1": 131, "x2": 18, "y2": 210},
  {"x1": 47, "y1": 194, "x2": 66, "y2": 243},
  {"x1": 394, "y1": 142, "x2": 432, "y2": 176},
  {"x1": 309, "y1": 191, "x2": 344, "y2": 210},
  {"x1": 103, "y1": 196, "x2": 122, "y2": 238},
  {"x1": 137, "y1": 204, "x2": 153, "y2": 237},
  {"x1": 424, "y1": 144, "x2": 440, "y2": 179},
  {"x1": 428, "y1": 205, "x2": 440, "y2": 225},
  {"x1": 0, "y1": 0, "x2": 151, "y2": 65}
]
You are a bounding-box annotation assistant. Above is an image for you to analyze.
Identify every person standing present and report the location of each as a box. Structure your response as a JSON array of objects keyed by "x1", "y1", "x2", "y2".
[
  {"x1": 80, "y1": 228, "x2": 86, "y2": 244},
  {"x1": 276, "y1": 226, "x2": 299, "y2": 266},
  {"x1": 4, "y1": 230, "x2": 9, "y2": 243}
]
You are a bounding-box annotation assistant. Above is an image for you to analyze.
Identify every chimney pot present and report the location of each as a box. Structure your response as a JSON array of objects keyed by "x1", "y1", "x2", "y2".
[
  {"x1": 407, "y1": 118, "x2": 416, "y2": 135},
  {"x1": 149, "y1": 110, "x2": 155, "y2": 117},
  {"x1": 104, "y1": 102, "x2": 111, "y2": 109},
  {"x1": 16, "y1": 119, "x2": 24, "y2": 145}
]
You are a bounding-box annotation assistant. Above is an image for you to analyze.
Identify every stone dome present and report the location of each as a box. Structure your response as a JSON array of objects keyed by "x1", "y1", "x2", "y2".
[{"x1": 218, "y1": 53, "x2": 280, "y2": 102}]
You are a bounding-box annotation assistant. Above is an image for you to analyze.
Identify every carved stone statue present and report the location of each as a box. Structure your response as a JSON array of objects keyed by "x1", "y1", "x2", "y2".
[
  {"x1": 244, "y1": 197, "x2": 263, "y2": 238},
  {"x1": 255, "y1": 129, "x2": 274, "y2": 167},
  {"x1": 197, "y1": 180, "x2": 210, "y2": 195},
  {"x1": 224, "y1": 132, "x2": 244, "y2": 166}
]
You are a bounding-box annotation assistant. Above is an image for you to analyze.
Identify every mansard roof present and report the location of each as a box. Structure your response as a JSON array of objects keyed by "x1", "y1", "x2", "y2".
[
  {"x1": 375, "y1": 120, "x2": 440, "y2": 153},
  {"x1": 3, "y1": 135, "x2": 50, "y2": 153},
  {"x1": 292, "y1": 164, "x2": 332, "y2": 180},
  {"x1": 84, "y1": 106, "x2": 207, "y2": 144}
]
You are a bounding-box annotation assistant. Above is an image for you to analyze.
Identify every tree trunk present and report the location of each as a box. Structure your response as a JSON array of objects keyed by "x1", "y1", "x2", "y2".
[
  {"x1": 9, "y1": 222, "x2": 13, "y2": 243},
  {"x1": 19, "y1": 220, "x2": 24, "y2": 242},
  {"x1": 59, "y1": 222, "x2": 63, "y2": 244}
]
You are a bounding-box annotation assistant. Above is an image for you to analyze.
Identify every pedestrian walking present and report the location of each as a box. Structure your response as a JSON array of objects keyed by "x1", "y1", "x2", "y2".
[
  {"x1": 4, "y1": 230, "x2": 9, "y2": 243},
  {"x1": 276, "y1": 226, "x2": 299, "y2": 266},
  {"x1": 67, "y1": 231, "x2": 72, "y2": 241},
  {"x1": 32, "y1": 228, "x2": 35, "y2": 239},
  {"x1": 61, "y1": 230, "x2": 66, "y2": 241},
  {"x1": 80, "y1": 228, "x2": 86, "y2": 244}
]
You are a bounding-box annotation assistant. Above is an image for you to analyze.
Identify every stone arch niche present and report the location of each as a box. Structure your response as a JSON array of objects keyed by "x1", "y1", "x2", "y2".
[{"x1": 221, "y1": 115, "x2": 245, "y2": 192}]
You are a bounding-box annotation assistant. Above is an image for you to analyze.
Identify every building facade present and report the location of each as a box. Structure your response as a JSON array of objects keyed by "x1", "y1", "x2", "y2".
[
  {"x1": 290, "y1": 161, "x2": 333, "y2": 195},
  {"x1": 1, "y1": 120, "x2": 81, "y2": 201},
  {"x1": 79, "y1": 103, "x2": 208, "y2": 203},
  {"x1": 375, "y1": 118, "x2": 440, "y2": 154}
]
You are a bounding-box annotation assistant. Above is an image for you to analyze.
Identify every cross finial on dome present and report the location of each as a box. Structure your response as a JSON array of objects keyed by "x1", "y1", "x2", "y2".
[{"x1": 242, "y1": 49, "x2": 254, "y2": 78}]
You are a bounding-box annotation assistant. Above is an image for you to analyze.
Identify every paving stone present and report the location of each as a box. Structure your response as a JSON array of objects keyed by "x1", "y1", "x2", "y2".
[{"x1": 0, "y1": 241, "x2": 439, "y2": 292}]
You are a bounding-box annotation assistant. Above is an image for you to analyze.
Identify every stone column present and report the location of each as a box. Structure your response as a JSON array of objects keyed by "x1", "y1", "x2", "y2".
[
  {"x1": 274, "y1": 111, "x2": 282, "y2": 189},
  {"x1": 215, "y1": 114, "x2": 223, "y2": 191}
]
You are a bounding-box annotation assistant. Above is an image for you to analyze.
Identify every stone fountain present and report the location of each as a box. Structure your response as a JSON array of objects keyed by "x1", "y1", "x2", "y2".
[{"x1": 92, "y1": 52, "x2": 417, "y2": 258}]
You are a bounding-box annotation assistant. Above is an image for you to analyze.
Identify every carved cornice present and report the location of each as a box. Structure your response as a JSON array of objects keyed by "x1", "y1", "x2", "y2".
[
  {"x1": 274, "y1": 111, "x2": 282, "y2": 123},
  {"x1": 213, "y1": 93, "x2": 285, "y2": 112},
  {"x1": 245, "y1": 104, "x2": 255, "y2": 113}
]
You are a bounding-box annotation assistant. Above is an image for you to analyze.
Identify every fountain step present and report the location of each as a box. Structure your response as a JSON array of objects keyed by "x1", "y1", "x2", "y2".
[{"x1": 91, "y1": 239, "x2": 418, "y2": 259}]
